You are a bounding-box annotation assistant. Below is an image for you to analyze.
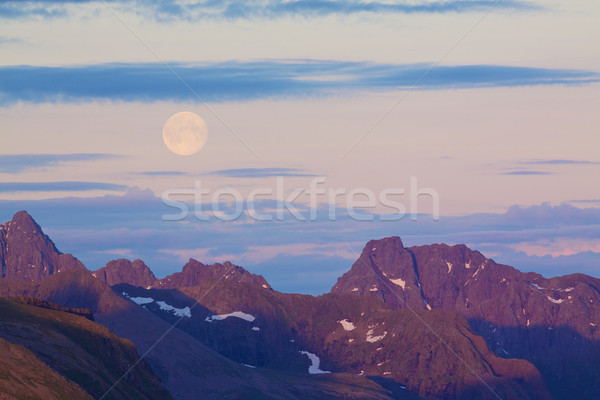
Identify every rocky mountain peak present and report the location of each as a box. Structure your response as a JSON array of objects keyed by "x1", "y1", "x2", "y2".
[
  {"x1": 93, "y1": 258, "x2": 158, "y2": 288},
  {"x1": 181, "y1": 258, "x2": 206, "y2": 273},
  {"x1": 10, "y1": 210, "x2": 40, "y2": 230},
  {"x1": 331, "y1": 236, "x2": 426, "y2": 308},
  {"x1": 361, "y1": 236, "x2": 404, "y2": 255},
  {"x1": 159, "y1": 258, "x2": 272, "y2": 289},
  {"x1": 0, "y1": 211, "x2": 85, "y2": 281}
]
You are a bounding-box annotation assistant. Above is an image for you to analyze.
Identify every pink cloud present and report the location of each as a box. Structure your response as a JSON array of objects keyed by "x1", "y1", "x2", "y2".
[{"x1": 510, "y1": 238, "x2": 600, "y2": 257}]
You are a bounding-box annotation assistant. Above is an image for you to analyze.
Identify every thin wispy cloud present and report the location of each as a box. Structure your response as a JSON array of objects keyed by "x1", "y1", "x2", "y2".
[
  {"x1": 0, "y1": 3, "x2": 66, "y2": 19},
  {"x1": 491, "y1": 158, "x2": 599, "y2": 177},
  {"x1": 94, "y1": 248, "x2": 136, "y2": 259},
  {"x1": 0, "y1": 36, "x2": 24, "y2": 45},
  {"x1": 502, "y1": 170, "x2": 553, "y2": 175},
  {"x1": 1, "y1": 61, "x2": 597, "y2": 106},
  {"x1": 138, "y1": 171, "x2": 189, "y2": 176},
  {"x1": 521, "y1": 159, "x2": 600, "y2": 165},
  {"x1": 566, "y1": 199, "x2": 600, "y2": 204},
  {"x1": 160, "y1": 242, "x2": 359, "y2": 265},
  {"x1": 207, "y1": 167, "x2": 317, "y2": 178},
  {"x1": 0, "y1": 0, "x2": 539, "y2": 20},
  {"x1": 0, "y1": 181, "x2": 127, "y2": 193},
  {"x1": 0, "y1": 153, "x2": 125, "y2": 173}
]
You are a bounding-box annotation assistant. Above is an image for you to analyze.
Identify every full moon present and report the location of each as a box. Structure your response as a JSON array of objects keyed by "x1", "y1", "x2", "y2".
[{"x1": 162, "y1": 111, "x2": 208, "y2": 156}]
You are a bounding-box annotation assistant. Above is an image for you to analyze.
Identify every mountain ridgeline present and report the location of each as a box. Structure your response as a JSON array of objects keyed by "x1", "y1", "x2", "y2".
[{"x1": 1, "y1": 210, "x2": 599, "y2": 399}]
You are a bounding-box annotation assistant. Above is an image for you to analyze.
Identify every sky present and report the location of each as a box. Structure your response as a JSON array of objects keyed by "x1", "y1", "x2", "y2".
[{"x1": 0, "y1": 0, "x2": 599, "y2": 294}]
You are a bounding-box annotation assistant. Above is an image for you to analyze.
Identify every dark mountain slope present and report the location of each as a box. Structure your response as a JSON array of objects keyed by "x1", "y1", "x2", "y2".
[
  {"x1": 7, "y1": 296, "x2": 94, "y2": 320},
  {"x1": 0, "y1": 337, "x2": 92, "y2": 400},
  {"x1": 0, "y1": 297, "x2": 172, "y2": 400}
]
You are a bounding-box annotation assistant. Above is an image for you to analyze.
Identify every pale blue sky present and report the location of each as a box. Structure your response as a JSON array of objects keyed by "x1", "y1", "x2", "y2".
[{"x1": 0, "y1": 0, "x2": 598, "y2": 292}]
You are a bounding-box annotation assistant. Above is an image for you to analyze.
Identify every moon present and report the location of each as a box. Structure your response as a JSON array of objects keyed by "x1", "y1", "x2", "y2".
[{"x1": 162, "y1": 111, "x2": 208, "y2": 156}]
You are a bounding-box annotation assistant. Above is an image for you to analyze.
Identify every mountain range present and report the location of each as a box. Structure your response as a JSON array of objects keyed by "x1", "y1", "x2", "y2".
[{"x1": 1, "y1": 210, "x2": 598, "y2": 399}]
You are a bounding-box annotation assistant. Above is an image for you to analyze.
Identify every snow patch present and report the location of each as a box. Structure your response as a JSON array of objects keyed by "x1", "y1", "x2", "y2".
[
  {"x1": 252, "y1": 326, "x2": 260, "y2": 331},
  {"x1": 351, "y1": 288, "x2": 359, "y2": 292},
  {"x1": 465, "y1": 261, "x2": 471, "y2": 269},
  {"x1": 426, "y1": 303, "x2": 432, "y2": 311},
  {"x1": 390, "y1": 278, "x2": 406, "y2": 290},
  {"x1": 156, "y1": 301, "x2": 192, "y2": 318},
  {"x1": 348, "y1": 338, "x2": 354, "y2": 343},
  {"x1": 243, "y1": 364, "x2": 256, "y2": 368},
  {"x1": 338, "y1": 319, "x2": 356, "y2": 331},
  {"x1": 445, "y1": 261, "x2": 453, "y2": 273},
  {"x1": 383, "y1": 372, "x2": 391, "y2": 376},
  {"x1": 122, "y1": 293, "x2": 154, "y2": 305},
  {"x1": 530, "y1": 282, "x2": 544, "y2": 290},
  {"x1": 299, "y1": 351, "x2": 331, "y2": 374},
  {"x1": 262, "y1": 284, "x2": 268, "y2": 289},
  {"x1": 369, "y1": 287, "x2": 378, "y2": 292},
  {"x1": 205, "y1": 311, "x2": 256, "y2": 322},
  {"x1": 366, "y1": 329, "x2": 387, "y2": 343},
  {"x1": 546, "y1": 296, "x2": 564, "y2": 304},
  {"x1": 561, "y1": 287, "x2": 574, "y2": 292}
]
